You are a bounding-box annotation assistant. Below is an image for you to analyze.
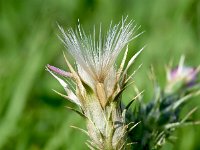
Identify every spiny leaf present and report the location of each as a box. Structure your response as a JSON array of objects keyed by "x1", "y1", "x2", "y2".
[
  {"x1": 113, "y1": 79, "x2": 135, "y2": 102},
  {"x1": 86, "y1": 140, "x2": 101, "y2": 150},
  {"x1": 128, "y1": 121, "x2": 141, "y2": 132},
  {"x1": 125, "y1": 90, "x2": 144, "y2": 110},
  {"x1": 46, "y1": 67, "x2": 81, "y2": 106},
  {"x1": 119, "y1": 137, "x2": 128, "y2": 150},
  {"x1": 126, "y1": 142, "x2": 137, "y2": 146},
  {"x1": 123, "y1": 46, "x2": 145, "y2": 74},
  {"x1": 181, "y1": 107, "x2": 198, "y2": 123},
  {"x1": 117, "y1": 44, "x2": 129, "y2": 80},
  {"x1": 154, "y1": 131, "x2": 165, "y2": 144},
  {"x1": 65, "y1": 106, "x2": 86, "y2": 119},
  {"x1": 85, "y1": 142, "x2": 96, "y2": 150},
  {"x1": 70, "y1": 125, "x2": 89, "y2": 136},
  {"x1": 133, "y1": 85, "x2": 143, "y2": 103},
  {"x1": 163, "y1": 92, "x2": 197, "y2": 112},
  {"x1": 124, "y1": 63, "x2": 143, "y2": 84},
  {"x1": 122, "y1": 90, "x2": 144, "y2": 120},
  {"x1": 126, "y1": 122, "x2": 135, "y2": 127},
  {"x1": 46, "y1": 67, "x2": 68, "y2": 89},
  {"x1": 168, "y1": 90, "x2": 200, "y2": 111},
  {"x1": 52, "y1": 89, "x2": 81, "y2": 106},
  {"x1": 113, "y1": 87, "x2": 126, "y2": 102},
  {"x1": 63, "y1": 52, "x2": 86, "y2": 96},
  {"x1": 129, "y1": 30, "x2": 145, "y2": 41},
  {"x1": 164, "y1": 120, "x2": 200, "y2": 129}
]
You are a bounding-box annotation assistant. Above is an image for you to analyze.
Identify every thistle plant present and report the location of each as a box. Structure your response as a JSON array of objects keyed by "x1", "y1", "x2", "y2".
[
  {"x1": 46, "y1": 18, "x2": 200, "y2": 150},
  {"x1": 128, "y1": 56, "x2": 200, "y2": 150}
]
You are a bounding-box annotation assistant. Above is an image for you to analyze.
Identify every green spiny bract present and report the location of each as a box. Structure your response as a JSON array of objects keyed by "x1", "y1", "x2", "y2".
[{"x1": 127, "y1": 57, "x2": 200, "y2": 150}]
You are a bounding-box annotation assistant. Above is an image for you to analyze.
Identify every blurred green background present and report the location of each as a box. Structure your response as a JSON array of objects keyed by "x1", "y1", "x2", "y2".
[{"x1": 0, "y1": 0, "x2": 200, "y2": 149}]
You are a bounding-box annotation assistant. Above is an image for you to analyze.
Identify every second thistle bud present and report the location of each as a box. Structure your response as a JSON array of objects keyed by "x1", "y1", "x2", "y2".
[{"x1": 165, "y1": 56, "x2": 199, "y2": 94}]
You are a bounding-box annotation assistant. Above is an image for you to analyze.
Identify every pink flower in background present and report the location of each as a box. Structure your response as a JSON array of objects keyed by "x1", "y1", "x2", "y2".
[
  {"x1": 169, "y1": 66, "x2": 198, "y2": 85},
  {"x1": 165, "y1": 56, "x2": 199, "y2": 93}
]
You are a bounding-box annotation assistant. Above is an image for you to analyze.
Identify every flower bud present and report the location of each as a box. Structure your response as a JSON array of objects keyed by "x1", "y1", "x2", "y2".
[
  {"x1": 165, "y1": 56, "x2": 199, "y2": 94},
  {"x1": 47, "y1": 18, "x2": 143, "y2": 149}
]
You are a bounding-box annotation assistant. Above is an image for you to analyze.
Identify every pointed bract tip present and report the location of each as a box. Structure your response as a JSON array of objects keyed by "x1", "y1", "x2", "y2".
[{"x1": 47, "y1": 64, "x2": 72, "y2": 78}]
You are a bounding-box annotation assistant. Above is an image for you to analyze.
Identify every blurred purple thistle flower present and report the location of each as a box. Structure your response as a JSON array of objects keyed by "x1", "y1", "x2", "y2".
[
  {"x1": 170, "y1": 67, "x2": 197, "y2": 86},
  {"x1": 165, "y1": 56, "x2": 200, "y2": 93}
]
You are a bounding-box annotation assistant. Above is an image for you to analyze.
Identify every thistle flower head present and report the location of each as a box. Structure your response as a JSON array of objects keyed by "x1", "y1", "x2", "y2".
[
  {"x1": 57, "y1": 19, "x2": 142, "y2": 101},
  {"x1": 48, "y1": 18, "x2": 143, "y2": 107},
  {"x1": 47, "y1": 18, "x2": 143, "y2": 149}
]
